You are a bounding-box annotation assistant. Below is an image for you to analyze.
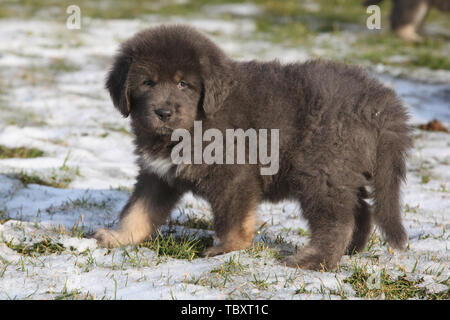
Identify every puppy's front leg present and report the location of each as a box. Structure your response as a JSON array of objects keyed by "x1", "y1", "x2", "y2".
[
  {"x1": 94, "y1": 172, "x2": 182, "y2": 248},
  {"x1": 203, "y1": 178, "x2": 259, "y2": 256},
  {"x1": 204, "y1": 207, "x2": 256, "y2": 257}
]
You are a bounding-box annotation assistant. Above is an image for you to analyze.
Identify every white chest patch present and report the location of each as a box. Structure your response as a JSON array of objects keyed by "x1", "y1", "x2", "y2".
[{"x1": 140, "y1": 154, "x2": 176, "y2": 181}]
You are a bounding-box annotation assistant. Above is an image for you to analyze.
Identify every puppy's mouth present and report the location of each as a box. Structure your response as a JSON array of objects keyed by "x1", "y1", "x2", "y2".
[
  {"x1": 155, "y1": 126, "x2": 174, "y2": 136},
  {"x1": 132, "y1": 116, "x2": 174, "y2": 136}
]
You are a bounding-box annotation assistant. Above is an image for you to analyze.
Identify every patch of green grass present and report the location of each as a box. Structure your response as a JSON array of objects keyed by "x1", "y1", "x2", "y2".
[
  {"x1": 365, "y1": 231, "x2": 382, "y2": 253},
  {"x1": 50, "y1": 279, "x2": 97, "y2": 300},
  {"x1": 53, "y1": 224, "x2": 90, "y2": 239},
  {"x1": 345, "y1": 0, "x2": 450, "y2": 69},
  {"x1": 1, "y1": 105, "x2": 48, "y2": 128},
  {"x1": 255, "y1": 17, "x2": 314, "y2": 45},
  {"x1": 257, "y1": 0, "x2": 365, "y2": 27},
  {"x1": 404, "y1": 204, "x2": 420, "y2": 214},
  {"x1": 252, "y1": 0, "x2": 363, "y2": 45},
  {"x1": 173, "y1": 214, "x2": 214, "y2": 230},
  {"x1": 101, "y1": 123, "x2": 131, "y2": 136},
  {"x1": 15, "y1": 170, "x2": 73, "y2": 188},
  {"x1": 210, "y1": 255, "x2": 247, "y2": 276},
  {"x1": 250, "y1": 0, "x2": 372, "y2": 47},
  {"x1": 0, "y1": 0, "x2": 241, "y2": 20},
  {"x1": 350, "y1": 33, "x2": 450, "y2": 70},
  {"x1": 344, "y1": 265, "x2": 450, "y2": 300},
  {"x1": 16, "y1": 171, "x2": 56, "y2": 187},
  {"x1": 6, "y1": 238, "x2": 65, "y2": 257},
  {"x1": 0, "y1": 145, "x2": 44, "y2": 159},
  {"x1": 427, "y1": 6, "x2": 450, "y2": 29},
  {"x1": 294, "y1": 282, "x2": 311, "y2": 295},
  {"x1": 13, "y1": 152, "x2": 80, "y2": 188},
  {"x1": 18, "y1": 64, "x2": 57, "y2": 87},
  {"x1": 138, "y1": 230, "x2": 213, "y2": 262},
  {"x1": 251, "y1": 273, "x2": 274, "y2": 290},
  {"x1": 297, "y1": 227, "x2": 310, "y2": 237},
  {"x1": 46, "y1": 195, "x2": 112, "y2": 224},
  {"x1": 110, "y1": 185, "x2": 133, "y2": 192},
  {"x1": 186, "y1": 254, "x2": 247, "y2": 289},
  {"x1": 59, "y1": 152, "x2": 81, "y2": 176},
  {"x1": 65, "y1": 196, "x2": 109, "y2": 210},
  {"x1": 53, "y1": 289, "x2": 95, "y2": 300},
  {"x1": 48, "y1": 58, "x2": 80, "y2": 73},
  {"x1": 412, "y1": 53, "x2": 450, "y2": 70},
  {"x1": 421, "y1": 175, "x2": 431, "y2": 184},
  {"x1": 245, "y1": 241, "x2": 280, "y2": 260}
]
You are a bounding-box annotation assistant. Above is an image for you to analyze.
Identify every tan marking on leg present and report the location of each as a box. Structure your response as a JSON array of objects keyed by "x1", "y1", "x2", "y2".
[
  {"x1": 228, "y1": 211, "x2": 256, "y2": 249},
  {"x1": 204, "y1": 210, "x2": 255, "y2": 256},
  {"x1": 94, "y1": 200, "x2": 153, "y2": 248},
  {"x1": 412, "y1": 1, "x2": 429, "y2": 27},
  {"x1": 395, "y1": 24, "x2": 423, "y2": 42},
  {"x1": 395, "y1": 1, "x2": 429, "y2": 42}
]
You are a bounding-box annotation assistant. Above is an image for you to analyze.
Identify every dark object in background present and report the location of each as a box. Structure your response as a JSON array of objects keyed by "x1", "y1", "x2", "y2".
[
  {"x1": 364, "y1": 0, "x2": 450, "y2": 41},
  {"x1": 419, "y1": 119, "x2": 449, "y2": 132},
  {"x1": 94, "y1": 25, "x2": 412, "y2": 271}
]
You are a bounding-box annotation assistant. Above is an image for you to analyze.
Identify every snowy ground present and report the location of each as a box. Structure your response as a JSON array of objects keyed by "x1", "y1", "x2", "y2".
[{"x1": 0, "y1": 2, "x2": 449, "y2": 300}]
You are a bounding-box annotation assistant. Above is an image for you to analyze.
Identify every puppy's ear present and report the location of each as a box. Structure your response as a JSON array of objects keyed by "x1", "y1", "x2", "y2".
[
  {"x1": 200, "y1": 56, "x2": 235, "y2": 117},
  {"x1": 106, "y1": 52, "x2": 132, "y2": 117}
]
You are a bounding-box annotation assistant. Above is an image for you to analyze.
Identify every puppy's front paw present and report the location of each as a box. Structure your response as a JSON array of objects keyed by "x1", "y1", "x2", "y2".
[
  {"x1": 93, "y1": 228, "x2": 121, "y2": 248},
  {"x1": 281, "y1": 255, "x2": 301, "y2": 268},
  {"x1": 203, "y1": 245, "x2": 226, "y2": 257}
]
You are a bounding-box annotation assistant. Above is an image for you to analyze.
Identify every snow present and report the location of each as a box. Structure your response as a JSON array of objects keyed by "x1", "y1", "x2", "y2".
[{"x1": 0, "y1": 8, "x2": 449, "y2": 300}]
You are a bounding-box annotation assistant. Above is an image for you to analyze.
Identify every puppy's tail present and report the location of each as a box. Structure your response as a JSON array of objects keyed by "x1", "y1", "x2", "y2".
[
  {"x1": 373, "y1": 104, "x2": 412, "y2": 249},
  {"x1": 363, "y1": 0, "x2": 383, "y2": 6}
]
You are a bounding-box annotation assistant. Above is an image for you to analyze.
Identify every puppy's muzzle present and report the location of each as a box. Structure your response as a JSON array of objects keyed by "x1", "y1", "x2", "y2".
[{"x1": 155, "y1": 108, "x2": 172, "y2": 122}]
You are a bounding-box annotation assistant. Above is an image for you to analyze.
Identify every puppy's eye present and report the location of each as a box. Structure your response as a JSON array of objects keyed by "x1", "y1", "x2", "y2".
[
  {"x1": 143, "y1": 79, "x2": 156, "y2": 87},
  {"x1": 177, "y1": 80, "x2": 188, "y2": 89}
]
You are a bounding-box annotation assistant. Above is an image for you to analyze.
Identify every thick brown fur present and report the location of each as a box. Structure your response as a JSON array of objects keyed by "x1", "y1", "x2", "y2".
[
  {"x1": 94, "y1": 25, "x2": 412, "y2": 270},
  {"x1": 364, "y1": 0, "x2": 450, "y2": 41}
]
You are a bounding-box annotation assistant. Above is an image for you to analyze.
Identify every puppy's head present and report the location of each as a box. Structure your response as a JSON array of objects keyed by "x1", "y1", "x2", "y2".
[{"x1": 106, "y1": 25, "x2": 234, "y2": 136}]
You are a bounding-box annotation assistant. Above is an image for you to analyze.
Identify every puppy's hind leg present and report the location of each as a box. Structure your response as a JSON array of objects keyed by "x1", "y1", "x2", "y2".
[
  {"x1": 345, "y1": 188, "x2": 374, "y2": 255},
  {"x1": 395, "y1": 25, "x2": 424, "y2": 42},
  {"x1": 94, "y1": 172, "x2": 182, "y2": 248},
  {"x1": 391, "y1": 0, "x2": 430, "y2": 42},
  {"x1": 284, "y1": 188, "x2": 356, "y2": 270}
]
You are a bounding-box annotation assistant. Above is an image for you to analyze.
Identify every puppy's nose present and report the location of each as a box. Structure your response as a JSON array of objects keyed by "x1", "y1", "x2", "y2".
[{"x1": 155, "y1": 108, "x2": 172, "y2": 122}]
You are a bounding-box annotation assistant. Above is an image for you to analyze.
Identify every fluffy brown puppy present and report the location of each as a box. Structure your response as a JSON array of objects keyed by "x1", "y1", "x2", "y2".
[
  {"x1": 94, "y1": 25, "x2": 412, "y2": 270},
  {"x1": 365, "y1": 0, "x2": 450, "y2": 41}
]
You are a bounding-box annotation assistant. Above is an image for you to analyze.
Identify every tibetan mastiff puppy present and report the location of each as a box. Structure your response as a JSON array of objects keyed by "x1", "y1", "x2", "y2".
[
  {"x1": 365, "y1": 0, "x2": 450, "y2": 41},
  {"x1": 94, "y1": 25, "x2": 411, "y2": 270}
]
